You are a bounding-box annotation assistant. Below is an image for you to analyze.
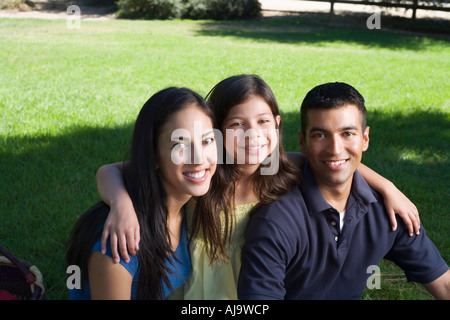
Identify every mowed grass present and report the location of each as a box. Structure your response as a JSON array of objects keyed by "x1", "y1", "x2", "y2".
[{"x1": 0, "y1": 14, "x2": 449, "y2": 300}]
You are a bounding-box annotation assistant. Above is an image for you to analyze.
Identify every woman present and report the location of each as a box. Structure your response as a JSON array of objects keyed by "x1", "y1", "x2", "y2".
[
  {"x1": 66, "y1": 87, "x2": 217, "y2": 299},
  {"x1": 96, "y1": 75, "x2": 420, "y2": 299}
]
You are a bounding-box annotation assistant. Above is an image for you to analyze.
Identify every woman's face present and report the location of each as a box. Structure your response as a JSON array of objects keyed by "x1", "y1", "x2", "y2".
[
  {"x1": 157, "y1": 104, "x2": 217, "y2": 201},
  {"x1": 223, "y1": 95, "x2": 280, "y2": 169}
]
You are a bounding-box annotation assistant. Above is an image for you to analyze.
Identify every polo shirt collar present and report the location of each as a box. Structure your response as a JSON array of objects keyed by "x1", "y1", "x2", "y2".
[{"x1": 300, "y1": 160, "x2": 378, "y2": 215}]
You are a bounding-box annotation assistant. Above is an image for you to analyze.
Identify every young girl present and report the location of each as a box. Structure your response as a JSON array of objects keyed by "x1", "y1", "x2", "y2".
[
  {"x1": 66, "y1": 87, "x2": 217, "y2": 299},
  {"x1": 96, "y1": 75, "x2": 420, "y2": 299}
]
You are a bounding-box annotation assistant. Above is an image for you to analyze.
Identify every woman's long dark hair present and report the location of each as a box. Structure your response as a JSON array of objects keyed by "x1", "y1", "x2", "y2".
[
  {"x1": 66, "y1": 87, "x2": 214, "y2": 299},
  {"x1": 191, "y1": 74, "x2": 301, "y2": 263}
]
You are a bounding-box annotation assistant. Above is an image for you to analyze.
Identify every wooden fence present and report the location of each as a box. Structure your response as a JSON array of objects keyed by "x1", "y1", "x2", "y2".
[{"x1": 294, "y1": 0, "x2": 450, "y2": 19}]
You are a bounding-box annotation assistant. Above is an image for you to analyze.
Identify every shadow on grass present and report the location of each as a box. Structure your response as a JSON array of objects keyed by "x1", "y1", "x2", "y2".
[
  {"x1": 0, "y1": 124, "x2": 133, "y2": 300},
  {"x1": 196, "y1": 12, "x2": 450, "y2": 50},
  {"x1": 0, "y1": 109, "x2": 448, "y2": 299}
]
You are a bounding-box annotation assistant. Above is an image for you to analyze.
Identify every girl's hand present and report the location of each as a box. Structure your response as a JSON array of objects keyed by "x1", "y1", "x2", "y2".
[
  {"x1": 383, "y1": 184, "x2": 420, "y2": 236},
  {"x1": 101, "y1": 198, "x2": 140, "y2": 264}
]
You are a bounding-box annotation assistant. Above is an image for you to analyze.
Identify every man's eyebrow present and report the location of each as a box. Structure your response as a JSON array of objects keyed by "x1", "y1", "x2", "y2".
[
  {"x1": 309, "y1": 125, "x2": 359, "y2": 133},
  {"x1": 309, "y1": 126, "x2": 326, "y2": 132},
  {"x1": 339, "y1": 125, "x2": 359, "y2": 131}
]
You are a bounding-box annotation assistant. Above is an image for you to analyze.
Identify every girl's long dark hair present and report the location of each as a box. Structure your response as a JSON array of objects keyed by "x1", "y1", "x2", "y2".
[
  {"x1": 191, "y1": 74, "x2": 301, "y2": 263},
  {"x1": 66, "y1": 87, "x2": 214, "y2": 299}
]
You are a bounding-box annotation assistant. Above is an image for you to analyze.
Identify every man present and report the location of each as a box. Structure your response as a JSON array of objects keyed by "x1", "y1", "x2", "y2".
[{"x1": 237, "y1": 82, "x2": 449, "y2": 300}]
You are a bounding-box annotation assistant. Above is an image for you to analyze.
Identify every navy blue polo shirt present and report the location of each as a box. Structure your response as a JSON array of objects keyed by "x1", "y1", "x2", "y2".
[{"x1": 238, "y1": 162, "x2": 448, "y2": 300}]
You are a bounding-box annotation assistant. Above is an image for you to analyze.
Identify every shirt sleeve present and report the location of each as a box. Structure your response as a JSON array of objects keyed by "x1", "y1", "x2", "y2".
[
  {"x1": 385, "y1": 222, "x2": 449, "y2": 284},
  {"x1": 90, "y1": 235, "x2": 140, "y2": 277},
  {"x1": 237, "y1": 216, "x2": 292, "y2": 300}
]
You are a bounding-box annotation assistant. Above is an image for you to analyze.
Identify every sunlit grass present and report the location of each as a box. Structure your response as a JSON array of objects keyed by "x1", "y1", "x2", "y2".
[{"x1": 0, "y1": 16, "x2": 448, "y2": 300}]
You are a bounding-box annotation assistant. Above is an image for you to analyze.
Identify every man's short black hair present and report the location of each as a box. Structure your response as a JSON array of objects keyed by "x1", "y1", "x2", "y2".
[{"x1": 300, "y1": 82, "x2": 367, "y2": 134}]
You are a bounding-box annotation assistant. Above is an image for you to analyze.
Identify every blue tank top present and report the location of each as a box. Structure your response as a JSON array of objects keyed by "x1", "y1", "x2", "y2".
[{"x1": 69, "y1": 213, "x2": 191, "y2": 300}]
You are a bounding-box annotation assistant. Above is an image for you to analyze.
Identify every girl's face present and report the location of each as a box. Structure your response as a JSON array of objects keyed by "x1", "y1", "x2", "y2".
[
  {"x1": 157, "y1": 104, "x2": 217, "y2": 202},
  {"x1": 223, "y1": 95, "x2": 280, "y2": 169}
]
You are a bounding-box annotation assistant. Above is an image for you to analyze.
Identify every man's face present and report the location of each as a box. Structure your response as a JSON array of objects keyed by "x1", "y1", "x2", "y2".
[{"x1": 299, "y1": 104, "x2": 370, "y2": 191}]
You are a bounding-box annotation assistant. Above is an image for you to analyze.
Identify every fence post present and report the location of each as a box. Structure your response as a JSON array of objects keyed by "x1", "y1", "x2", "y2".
[
  {"x1": 412, "y1": 0, "x2": 418, "y2": 19},
  {"x1": 330, "y1": 0, "x2": 335, "y2": 14}
]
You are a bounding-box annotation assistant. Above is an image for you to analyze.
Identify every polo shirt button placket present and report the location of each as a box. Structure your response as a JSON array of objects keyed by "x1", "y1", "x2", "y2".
[{"x1": 326, "y1": 208, "x2": 340, "y2": 246}]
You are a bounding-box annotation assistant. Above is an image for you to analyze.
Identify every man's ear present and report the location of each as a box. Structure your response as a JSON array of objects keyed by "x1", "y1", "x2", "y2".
[
  {"x1": 362, "y1": 126, "x2": 370, "y2": 152},
  {"x1": 299, "y1": 129, "x2": 306, "y2": 154}
]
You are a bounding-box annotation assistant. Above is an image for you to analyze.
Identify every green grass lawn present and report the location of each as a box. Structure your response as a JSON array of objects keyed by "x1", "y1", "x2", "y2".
[{"x1": 0, "y1": 13, "x2": 449, "y2": 300}]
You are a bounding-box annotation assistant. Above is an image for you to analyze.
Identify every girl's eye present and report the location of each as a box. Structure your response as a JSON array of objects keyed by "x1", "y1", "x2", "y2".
[
  {"x1": 229, "y1": 122, "x2": 243, "y2": 127},
  {"x1": 258, "y1": 119, "x2": 270, "y2": 124},
  {"x1": 172, "y1": 142, "x2": 187, "y2": 151},
  {"x1": 343, "y1": 131, "x2": 355, "y2": 137},
  {"x1": 203, "y1": 137, "x2": 214, "y2": 145}
]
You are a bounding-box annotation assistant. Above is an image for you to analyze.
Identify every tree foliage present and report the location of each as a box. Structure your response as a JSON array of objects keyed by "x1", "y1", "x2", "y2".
[{"x1": 116, "y1": 0, "x2": 261, "y2": 20}]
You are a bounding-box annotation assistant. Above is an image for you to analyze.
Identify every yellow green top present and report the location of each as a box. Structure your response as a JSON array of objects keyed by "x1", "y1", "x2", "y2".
[{"x1": 183, "y1": 199, "x2": 259, "y2": 300}]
